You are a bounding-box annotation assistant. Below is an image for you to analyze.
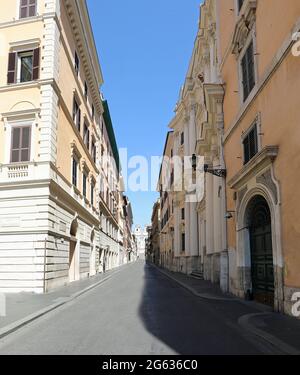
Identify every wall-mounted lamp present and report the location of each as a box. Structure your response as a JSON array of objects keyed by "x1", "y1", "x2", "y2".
[
  {"x1": 192, "y1": 154, "x2": 197, "y2": 171},
  {"x1": 204, "y1": 164, "x2": 227, "y2": 178},
  {"x1": 225, "y1": 211, "x2": 235, "y2": 220}
]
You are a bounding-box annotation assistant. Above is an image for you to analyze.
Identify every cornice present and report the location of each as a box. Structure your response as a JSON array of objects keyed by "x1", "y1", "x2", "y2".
[
  {"x1": 64, "y1": 0, "x2": 104, "y2": 116},
  {"x1": 228, "y1": 146, "x2": 279, "y2": 190}
]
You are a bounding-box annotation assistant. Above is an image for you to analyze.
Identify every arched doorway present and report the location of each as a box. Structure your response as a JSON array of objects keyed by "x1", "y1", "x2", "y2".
[
  {"x1": 248, "y1": 196, "x2": 274, "y2": 306},
  {"x1": 69, "y1": 218, "x2": 78, "y2": 282}
]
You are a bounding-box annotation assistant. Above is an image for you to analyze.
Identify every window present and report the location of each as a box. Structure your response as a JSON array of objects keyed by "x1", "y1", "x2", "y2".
[
  {"x1": 241, "y1": 41, "x2": 255, "y2": 101},
  {"x1": 181, "y1": 208, "x2": 185, "y2": 221},
  {"x1": 10, "y1": 126, "x2": 31, "y2": 163},
  {"x1": 73, "y1": 97, "x2": 81, "y2": 132},
  {"x1": 7, "y1": 48, "x2": 40, "y2": 84},
  {"x1": 72, "y1": 158, "x2": 78, "y2": 187},
  {"x1": 20, "y1": 0, "x2": 37, "y2": 19},
  {"x1": 83, "y1": 123, "x2": 90, "y2": 150},
  {"x1": 91, "y1": 139, "x2": 96, "y2": 163},
  {"x1": 75, "y1": 51, "x2": 80, "y2": 76},
  {"x1": 181, "y1": 132, "x2": 184, "y2": 145},
  {"x1": 84, "y1": 82, "x2": 88, "y2": 100},
  {"x1": 19, "y1": 51, "x2": 33, "y2": 82},
  {"x1": 181, "y1": 233, "x2": 185, "y2": 252},
  {"x1": 91, "y1": 181, "x2": 95, "y2": 206},
  {"x1": 243, "y1": 123, "x2": 258, "y2": 164},
  {"x1": 238, "y1": 0, "x2": 244, "y2": 11},
  {"x1": 83, "y1": 172, "x2": 87, "y2": 198}
]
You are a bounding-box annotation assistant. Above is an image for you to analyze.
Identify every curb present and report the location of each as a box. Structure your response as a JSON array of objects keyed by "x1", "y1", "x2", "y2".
[
  {"x1": 152, "y1": 264, "x2": 238, "y2": 302},
  {"x1": 238, "y1": 313, "x2": 300, "y2": 355},
  {"x1": 0, "y1": 269, "x2": 121, "y2": 340}
]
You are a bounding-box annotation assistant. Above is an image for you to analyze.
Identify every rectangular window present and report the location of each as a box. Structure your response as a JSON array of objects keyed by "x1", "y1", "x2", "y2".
[
  {"x1": 72, "y1": 158, "x2": 78, "y2": 187},
  {"x1": 83, "y1": 123, "x2": 90, "y2": 150},
  {"x1": 8, "y1": 48, "x2": 40, "y2": 84},
  {"x1": 75, "y1": 51, "x2": 80, "y2": 76},
  {"x1": 91, "y1": 181, "x2": 95, "y2": 206},
  {"x1": 83, "y1": 172, "x2": 87, "y2": 198},
  {"x1": 10, "y1": 126, "x2": 31, "y2": 163},
  {"x1": 241, "y1": 41, "x2": 255, "y2": 101},
  {"x1": 181, "y1": 208, "x2": 185, "y2": 221},
  {"x1": 84, "y1": 82, "x2": 88, "y2": 100},
  {"x1": 181, "y1": 132, "x2": 184, "y2": 145},
  {"x1": 73, "y1": 97, "x2": 81, "y2": 132},
  {"x1": 181, "y1": 233, "x2": 185, "y2": 252},
  {"x1": 91, "y1": 139, "x2": 96, "y2": 163},
  {"x1": 19, "y1": 51, "x2": 33, "y2": 83},
  {"x1": 243, "y1": 123, "x2": 258, "y2": 164},
  {"x1": 20, "y1": 0, "x2": 37, "y2": 19}
]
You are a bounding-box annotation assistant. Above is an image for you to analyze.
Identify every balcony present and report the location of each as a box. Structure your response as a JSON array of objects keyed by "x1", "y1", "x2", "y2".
[{"x1": 0, "y1": 162, "x2": 50, "y2": 183}]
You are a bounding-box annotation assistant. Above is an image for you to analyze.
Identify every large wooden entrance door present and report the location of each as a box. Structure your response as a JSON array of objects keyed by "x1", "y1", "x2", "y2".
[{"x1": 249, "y1": 196, "x2": 274, "y2": 306}]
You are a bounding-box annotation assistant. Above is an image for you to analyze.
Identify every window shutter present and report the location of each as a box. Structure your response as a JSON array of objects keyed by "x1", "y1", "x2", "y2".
[
  {"x1": 32, "y1": 48, "x2": 40, "y2": 80},
  {"x1": 7, "y1": 52, "x2": 16, "y2": 84}
]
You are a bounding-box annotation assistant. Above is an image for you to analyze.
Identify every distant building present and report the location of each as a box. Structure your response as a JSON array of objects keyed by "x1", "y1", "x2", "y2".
[{"x1": 134, "y1": 226, "x2": 148, "y2": 258}]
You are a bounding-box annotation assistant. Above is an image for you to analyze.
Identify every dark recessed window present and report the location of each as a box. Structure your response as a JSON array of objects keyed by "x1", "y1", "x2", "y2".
[
  {"x1": 181, "y1": 233, "x2": 185, "y2": 252},
  {"x1": 10, "y1": 126, "x2": 31, "y2": 163},
  {"x1": 75, "y1": 51, "x2": 80, "y2": 76},
  {"x1": 91, "y1": 139, "x2": 96, "y2": 163},
  {"x1": 181, "y1": 208, "x2": 185, "y2": 221},
  {"x1": 84, "y1": 82, "x2": 88, "y2": 100},
  {"x1": 20, "y1": 0, "x2": 37, "y2": 19},
  {"x1": 241, "y1": 41, "x2": 255, "y2": 101},
  {"x1": 72, "y1": 97, "x2": 81, "y2": 132},
  {"x1": 72, "y1": 158, "x2": 78, "y2": 187},
  {"x1": 83, "y1": 172, "x2": 87, "y2": 198},
  {"x1": 83, "y1": 123, "x2": 90, "y2": 150},
  {"x1": 243, "y1": 123, "x2": 258, "y2": 164},
  {"x1": 91, "y1": 181, "x2": 95, "y2": 206},
  {"x1": 181, "y1": 132, "x2": 184, "y2": 145}
]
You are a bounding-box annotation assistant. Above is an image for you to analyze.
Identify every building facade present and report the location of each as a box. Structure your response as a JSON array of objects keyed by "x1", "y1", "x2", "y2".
[
  {"x1": 219, "y1": 0, "x2": 300, "y2": 314},
  {"x1": 158, "y1": 131, "x2": 175, "y2": 270},
  {"x1": 0, "y1": 0, "x2": 133, "y2": 293},
  {"x1": 151, "y1": 0, "x2": 300, "y2": 317},
  {"x1": 134, "y1": 225, "x2": 148, "y2": 259}
]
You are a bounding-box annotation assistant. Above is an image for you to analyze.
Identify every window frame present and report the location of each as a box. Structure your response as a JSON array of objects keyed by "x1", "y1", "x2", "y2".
[
  {"x1": 72, "y1": 157, "x2": 78, "y2": 188},
  {"x1": 241, "y1": 119, "x2": 260, "y2": 165},
  {"x1": 19, "y1": 0, "x2": 37, "y2": 19},
  {"x1": 237, "y1": 29, "x2": 258, "y2": 106},
  {"x1": 74, "y1": 51, "x2": 80, "y2": 77},
  {"x1": 18, "y1": 50, "x2": 34, "y2": 83},
  {"x1": 10, "y1": 125, "x2": 32, "y2": 164}
]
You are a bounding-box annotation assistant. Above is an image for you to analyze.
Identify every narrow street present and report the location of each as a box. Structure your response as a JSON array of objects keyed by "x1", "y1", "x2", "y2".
[{"x1": 0, "y1": 261, "x2": 281, "y2": 355}]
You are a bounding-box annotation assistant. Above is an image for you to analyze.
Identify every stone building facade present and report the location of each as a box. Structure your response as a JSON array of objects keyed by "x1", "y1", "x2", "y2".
[{"x1": 0, "y1": 0, "x2": 133, "y2": 293}]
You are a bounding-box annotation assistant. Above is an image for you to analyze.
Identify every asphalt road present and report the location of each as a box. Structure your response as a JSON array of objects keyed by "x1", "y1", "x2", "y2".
[{"x1": 0, "y1": 261, "x2": 272, "y2": 355}]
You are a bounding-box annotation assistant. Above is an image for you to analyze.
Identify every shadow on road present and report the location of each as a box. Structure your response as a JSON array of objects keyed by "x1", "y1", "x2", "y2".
[{"x1": 138, "y1": 262, "x2": 264, "y2": 355}]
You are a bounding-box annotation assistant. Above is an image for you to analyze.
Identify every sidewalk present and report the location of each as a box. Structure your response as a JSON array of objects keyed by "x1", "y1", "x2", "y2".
[
  {"x1": 0, "y1": 266, "x2": 124, "y2": 337},
  {"x1": 154, "y1": 265, "x2": 300, "y2": 355}
]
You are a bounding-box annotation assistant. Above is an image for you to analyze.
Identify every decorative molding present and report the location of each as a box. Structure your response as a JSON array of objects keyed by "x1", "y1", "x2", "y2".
[
  {"x1": 228, "y1": 146, "x2": 279, "y2": 190},
  {"x1": 256, "y1": 169, "x2": 278, "y2": 205},
  {"x1": 231, "y1": 0, "x2": 257, "y2": 55}
]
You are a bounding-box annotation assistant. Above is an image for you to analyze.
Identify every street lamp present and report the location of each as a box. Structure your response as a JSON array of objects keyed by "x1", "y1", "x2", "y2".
[{"x1": 204, "y1": 163, "x2": 227, "y2": 178}]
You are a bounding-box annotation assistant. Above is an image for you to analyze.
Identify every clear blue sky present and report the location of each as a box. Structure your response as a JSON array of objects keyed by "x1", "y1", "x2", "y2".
[{"x1": 87, "y1": 0, "x2": 201, "y2": 227}]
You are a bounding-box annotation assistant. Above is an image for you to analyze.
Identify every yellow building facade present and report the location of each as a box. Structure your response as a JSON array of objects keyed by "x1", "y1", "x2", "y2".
[
  {"x1": 219, "y1": 0, "x2": 300, "y2": 314},
  {"x1": 0, "y1": 0, "x2": 125, "y2": 293}
]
